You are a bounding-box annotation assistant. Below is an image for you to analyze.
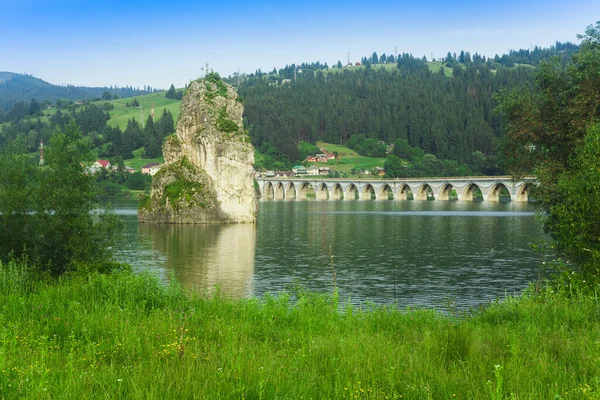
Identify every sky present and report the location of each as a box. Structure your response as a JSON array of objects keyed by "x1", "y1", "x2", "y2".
[{"x1": 1, "y1": 0, "x2": 599, "y2": 90}]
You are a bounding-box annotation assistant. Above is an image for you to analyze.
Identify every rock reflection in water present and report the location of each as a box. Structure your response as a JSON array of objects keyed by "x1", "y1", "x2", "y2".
[{"x1": 138, "y1": 223, "x2": 256, "y2": 298}]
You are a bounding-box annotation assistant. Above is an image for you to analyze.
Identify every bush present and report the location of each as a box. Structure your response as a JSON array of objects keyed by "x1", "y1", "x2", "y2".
[{"x1": 0, "y1": 122, "x2": 123, "y2": 276}]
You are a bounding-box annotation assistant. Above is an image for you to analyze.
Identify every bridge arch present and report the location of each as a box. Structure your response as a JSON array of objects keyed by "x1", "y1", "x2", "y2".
[
  {"x1": 515, "y1": 183, "x2": 532, "y2": 202},
  {"x1": 264, "y1": 182, "x2": 275, "y2": 200},
  {"x1": 396, "y1": 184, "x2": 413, "y2": 200},
  {"x1": 274, "y1": 182, "x2": 285, "y2": 200},
  {"x1": 317, "y1": 183, "x2": 330, "y2": 200},
  {"x1": 415, "y1": 184, "x2": 434, "y2": 201},
  {"x1": 487, "y1": 182, "x2": 511, "y2": 202},
  {"x1": 285, "y1": 182, "x2": 297, "y2": 199},
  {"x1": 462, "y1": 183, "x2": 483, "y2": 201},
  {"x1": 378, "y1": 184, "x2": 393, "y2": 200},
  {"x1": 297, "y1": 182, "x2": 315, "y2": 200},
  {"x1": 361, "y1": 184, "x2": 375, "y2": 200},
  {"x1": 331, "y1": 183, "x2": 344, "y2": 200},
  {"x1": 437, "y1": 183, "x2": 456, "y2": 201},
  {"x1": 347, "y1": 184, "x2": 359, "y2": 200}
]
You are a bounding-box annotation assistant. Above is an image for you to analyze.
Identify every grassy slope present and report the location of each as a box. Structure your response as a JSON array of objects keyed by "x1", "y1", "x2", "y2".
[
  {"x1": 305, "y1": 61, "x2": 455, "y2": 78},
  {"x1": 107, "y1": 91, "x2": 181, "y2": 130},
  {"x1": 124, "y1": 148, "x2": 164, "y2": 170},
  {"x1": 316, "y1": 141, "x2": 386, "y2": 173},
  {"x1": 1, "y1": 262, "x2": 599, "y2": 399}
]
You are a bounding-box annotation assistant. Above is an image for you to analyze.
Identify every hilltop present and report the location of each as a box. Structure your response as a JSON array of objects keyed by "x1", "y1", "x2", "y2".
[{"x1": 0, "y1": 72, "x2": 159, "y2": 112}]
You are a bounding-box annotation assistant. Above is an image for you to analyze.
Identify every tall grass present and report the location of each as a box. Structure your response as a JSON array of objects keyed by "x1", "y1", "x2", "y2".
[{"x1": 1, "y1": 260, "x2": 600, "y2": 399}]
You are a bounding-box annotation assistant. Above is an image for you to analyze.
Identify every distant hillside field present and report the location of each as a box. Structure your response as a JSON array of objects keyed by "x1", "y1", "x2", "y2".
[
  {"x1": 107, "y1": 92, "x2": 181, "y2": 130},
  {"x1": 0, "y1": 72, "x2": 159, "y2": 112}
]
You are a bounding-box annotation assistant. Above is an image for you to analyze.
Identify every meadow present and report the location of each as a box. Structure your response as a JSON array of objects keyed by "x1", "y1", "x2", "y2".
[{"x1": 1, "y1": 259, "x2": 599, "y2": 399}]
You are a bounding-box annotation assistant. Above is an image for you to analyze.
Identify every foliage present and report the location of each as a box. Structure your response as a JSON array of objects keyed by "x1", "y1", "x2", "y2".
[
  {"x1": 2, "y1": 264, "x2": 600, "y2": 398},
  {"x1": 297, "y1": 141, "x2": 320, "y2": 161},
  {"x1": 216, "y1": 106, "x2": 239, "y2": 134},
  {"x1": 499, "y1": 21, "x2": 600, "y2": 279},
  {"x1": 384, "y1": 154, "x2": 404, "y2": 178},
  {"x1": 125, "y1": 171, "x2": 151, "y2": 190},
  {"x1": 347, "y1": 134, "x2": 387, "y2": 157},
  {"x1": 204, "y1": 72, "x2": 229, "y2": 102},
  {"x1": 239, "y1": 54, "x2": 533, "y2": 165},
  {"x1": 0, "y1": 122, "x2": 122, "y2": 275},
  {"x1": 155, "y1": 158, "x2": 209, "y2": 210}
]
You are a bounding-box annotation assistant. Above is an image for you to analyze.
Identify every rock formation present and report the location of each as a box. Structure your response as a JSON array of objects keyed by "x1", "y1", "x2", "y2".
[{"x1": 138, "y1": 74, "x2": 257, "y2": 224}]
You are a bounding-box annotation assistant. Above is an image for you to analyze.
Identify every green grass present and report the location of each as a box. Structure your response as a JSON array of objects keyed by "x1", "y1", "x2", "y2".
[
  {"x1": 123, "y1": 148, "x2": 164, "y2": 171},
  {"x1": 107, "y1": 92, "x2": 181, "y2": 130},
  {"x1": 427, "y1": 61, "x2": 454, "y2": 77},
  {"x1": 1, "y1": 259, "x2": 600, "y2": 399},
  {"x1": 316, "y1": 141, "x2": 386, "y2": 174}
]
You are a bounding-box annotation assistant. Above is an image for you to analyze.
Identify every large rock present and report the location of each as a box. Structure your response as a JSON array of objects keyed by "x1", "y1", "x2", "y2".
[{"x1": 138, "y1": 74, "x2": 257, "y2": 224}]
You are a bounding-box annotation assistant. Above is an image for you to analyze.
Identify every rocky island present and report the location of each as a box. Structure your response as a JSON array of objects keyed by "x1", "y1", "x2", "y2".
[{"x1": 138, "y1": 74, "x2": 257, "y2": 224}]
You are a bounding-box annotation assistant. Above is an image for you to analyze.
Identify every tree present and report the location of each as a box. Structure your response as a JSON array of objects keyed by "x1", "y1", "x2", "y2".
[
  {"x1": 0, "y1": 122, "x2": 122, "y2": 275},
  {"x1": 384, "y1": 155, "x2": 404, "y2": 178},
  {"x1": 499, "y1": 21, "x2": 600, "y2": 278},
  {"x1": 166, "y1": 84, "x2": 176, "y2": 99}
]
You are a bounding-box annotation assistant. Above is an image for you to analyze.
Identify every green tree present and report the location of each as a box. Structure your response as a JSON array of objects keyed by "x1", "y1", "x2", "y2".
[
  {"x1": 0, "y1": 122, "x2": 123, "y2": 275},
  {"x1": 166, "y1": 84, "x2": 176, "y2": 99},
  {"x1": 384, "y1": 154, "x2": 404, "y2": 178},
  {"x1": 499, "y1": 21, "x2": 600, "y2": 278}
]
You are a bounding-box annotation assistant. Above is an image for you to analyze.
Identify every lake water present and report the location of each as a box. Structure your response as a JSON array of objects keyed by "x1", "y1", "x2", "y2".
[{"x1": 109, "y1": 198, "x2": 551, "y2": 310}]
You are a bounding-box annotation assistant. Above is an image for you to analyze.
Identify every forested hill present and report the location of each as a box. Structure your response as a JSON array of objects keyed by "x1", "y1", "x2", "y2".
[
  {"x1": 0, "y1": 72, "x2": 159, "y2": 112},
  {"x1": 238, "y1": 59, "x2": 531, "y2": 165},
  {"x1": 236, "y1": 42, "x2": 579, "y2": 168}
]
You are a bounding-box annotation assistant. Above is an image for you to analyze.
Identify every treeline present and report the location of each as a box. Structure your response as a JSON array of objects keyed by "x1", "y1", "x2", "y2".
[
  {"x1": 0, "y1": 102, "x2": 175, "y2": 160},
  {"x1": 239, "y1": 56, "x2": 533, "y2": 171},
  {"x1": 0, "y1": 72, "x2": 159, "y2": 112}
]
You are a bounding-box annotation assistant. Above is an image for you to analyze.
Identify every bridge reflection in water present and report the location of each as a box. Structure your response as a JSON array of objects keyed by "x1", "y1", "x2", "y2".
[{"x1": 256, "y1": 176, "x2": 534, "y2": 202}]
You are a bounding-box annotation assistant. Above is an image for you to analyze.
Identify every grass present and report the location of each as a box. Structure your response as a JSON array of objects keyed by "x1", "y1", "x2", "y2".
[
  {"x1": 316, "y1": 141, "x2": 386, "y2": 174},
  {"x1": 123, "y1": 148, "x2": 164, "y2": 171},
  {"x1": 106, "y1": 92, "x2": 181, "y2": 130},
  {"x1": 427, "y1": 61, "x2": 454, "y2": 77},
  {"x1": 2, "y1": 258, "x2": 600, "y2": 399}
]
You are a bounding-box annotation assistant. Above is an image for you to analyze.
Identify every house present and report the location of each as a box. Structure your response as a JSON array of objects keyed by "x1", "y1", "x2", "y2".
[
  {"x1": 318, "y1": 167, "x2": 330, "y2": 175},
  {"x1": 275, "y1": 171, "x2": 292, "y2": 178},
  {"x1": 315, "y1": 153, "x2": 328, "y2": 162},
  {"x1": 125, "y1": 167, "x2": 136, "y2": 174},
  {"x1": 375, "y1": 167, "x2": 386, "y2": 176},
  {"x1": 89, "y1": 159, "x2": 111, "y2": 174},
  {"x1": 306, "y1": 156, "x2": 317, "y2": 163},
  {"x1": 93, "y1": 159, "x2": 111, "y2": 170},
  {"x1": 142, "y1": 162, "x2": 161, "y2": 175},
  {"x1": 292, "y1": 165, "x2": 307, "y2": 175},
  {"x1": 306, "y1": 165, "x2": 319, "y2": 175},
  {"x1": 327, "y1": 153, "x2": 336, "y2": 160}
]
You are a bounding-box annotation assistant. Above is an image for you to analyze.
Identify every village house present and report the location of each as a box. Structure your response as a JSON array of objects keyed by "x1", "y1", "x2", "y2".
[
  {"x1": 306, "y1": 156, "x2": 317, "y2": 163},
  {"x1": 318, "y1": 167, "x2": 330, "y2": 175},
  {"x1": 275, "y1": 171, "x2": 292, "y2": 178},
  {"x1": 292, "y1": 165, "x2": 307, "y2": 175},
  {"x1": 88, "y1": 159, "x2": 111, "y2": 174},
  {"x1": 142, "y1": 162, "x2": 162, "y2": 176},
  {"x1": 306, "y1": 165, "x2": 320, "y2": 175}
]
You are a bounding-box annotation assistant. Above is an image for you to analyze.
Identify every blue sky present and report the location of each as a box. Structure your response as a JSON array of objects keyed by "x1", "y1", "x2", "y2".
[{"x1": 1, "y1": 0, "x2": 598, "y2": 89}]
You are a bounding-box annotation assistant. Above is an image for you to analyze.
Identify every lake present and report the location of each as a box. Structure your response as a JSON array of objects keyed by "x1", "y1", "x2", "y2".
[{"x1": 109, "y1": 198, "x2": 551, "y2": 310}]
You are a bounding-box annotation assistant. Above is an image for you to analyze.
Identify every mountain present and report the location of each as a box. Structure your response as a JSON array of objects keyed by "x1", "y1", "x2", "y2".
[{"x1": 0, "y1": 72, "x2": 159, "y2": 112}]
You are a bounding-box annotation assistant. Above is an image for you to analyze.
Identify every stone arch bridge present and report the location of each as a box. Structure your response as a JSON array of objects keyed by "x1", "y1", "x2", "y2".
[{"x1": 255, "y1": 176, "x2": 535, "y2": 202}]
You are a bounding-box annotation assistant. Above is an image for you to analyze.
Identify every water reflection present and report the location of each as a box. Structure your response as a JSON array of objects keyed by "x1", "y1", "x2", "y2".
[
  {"x1": 107, "y1": 197, "x2": 550, "y2": 309},
  {"x1": 138, "y1": 223, "x2": 257, "y2": 298}
]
